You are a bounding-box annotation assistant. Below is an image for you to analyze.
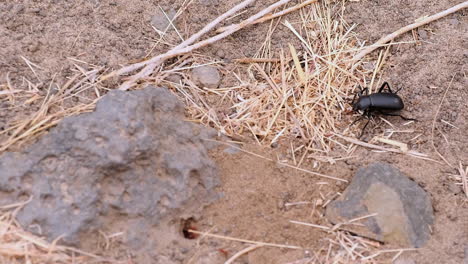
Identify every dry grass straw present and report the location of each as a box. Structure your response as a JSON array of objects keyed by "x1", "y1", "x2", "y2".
[
  {"x1": 289, "y1": 217, "x2": 417, "y2": 263},
  {"x1": 187, "y1": 229, "x2": 302, "y2": 250},
  {"x1": 167, "y1": 1, "x2": 368, "y2": 159},
  {"x1": 103, "y1": 0, "x2": 321, "y2": 91},
  {"x1": 0, "y1": 60, "x2": 106, "y2": 153},
  {"x1": 430, "y1": 74, "x2": 455, "y2": 168},
  {"x1": 449, "y1": 162, "x2": 468, "y2": 199},
  {"x1": 0, "y1": 199, "x2": 115, "y2": 264},
  {"x1": 224, "y1": 244, "x2": 263, "y2": 264}
]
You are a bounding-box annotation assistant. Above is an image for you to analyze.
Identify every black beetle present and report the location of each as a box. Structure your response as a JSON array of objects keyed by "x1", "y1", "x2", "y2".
[{"x1": 351, "y1": 82, "x2": 415, "y2": 136}]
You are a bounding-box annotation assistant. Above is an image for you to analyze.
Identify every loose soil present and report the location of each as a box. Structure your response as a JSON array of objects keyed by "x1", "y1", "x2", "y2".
[{"x1": 0, "y1": 0, "x2": 466, "y2": 263}]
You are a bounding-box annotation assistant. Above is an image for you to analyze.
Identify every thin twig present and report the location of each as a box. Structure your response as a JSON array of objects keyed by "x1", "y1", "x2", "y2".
[
  {"x1": 332, "y1": 133, "x2": 442, "y2": 163},
  {"x1": 217, "y1": 0, "x2": 318, "y2": 33},
  {"x1": 224, "y1": 244, "x2": 263, "y2": 264},
  {"x1": 102, "y1": 0, "x2": 255, "y2": 81},
  {"x1": 114, "y1": 0, "x2": 296, "y2": 90},
  {"x1": 458, "y1": 162, "x2": 468, "y2": 199},
  {"x1": 188, "y1": 229, "x2": 301, "y2": 249},
  {"x1": 352, "y1": 1, "x2": 468, "y2": 62},
  {"x1": 430, "y1": 74, "x2": 455, "y2": 168}
]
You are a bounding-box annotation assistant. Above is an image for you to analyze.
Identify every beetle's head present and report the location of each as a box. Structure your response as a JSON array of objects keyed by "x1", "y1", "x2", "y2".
[{"x1": 352, "y1": 97, "x2": 369, "y2": 112}]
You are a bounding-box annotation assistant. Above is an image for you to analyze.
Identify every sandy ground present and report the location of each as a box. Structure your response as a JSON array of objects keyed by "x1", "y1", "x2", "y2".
[{"x1": 0, "y1": 0, "x2": 467, "y2": 263}]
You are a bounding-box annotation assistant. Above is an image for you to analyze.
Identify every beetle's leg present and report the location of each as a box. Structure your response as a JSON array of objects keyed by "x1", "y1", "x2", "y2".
[
  {"x1": 351, "y1": 91, "x2": 358, "y2": 105},
  {"x1": 359, "y1": 119, "x2": 371, "y2": 138},
  {"x1": 378, "y1": 82, "x2": 392, "y2": 93},
  {"x1": 395, "y1": 114, "x2": 417, "y2": 121},
  {"x1": 378, "y1": 111, "x2": 417, "y2": 121},
  {"x1": 357, "y1": 109, "x2": 373, "y2": 138},
  {"x1": 361, "y1": 87, "x2": 369, "y2": 95},
  {"x1": 350, "y1": 115, "x2": 364, "y2": 127}
]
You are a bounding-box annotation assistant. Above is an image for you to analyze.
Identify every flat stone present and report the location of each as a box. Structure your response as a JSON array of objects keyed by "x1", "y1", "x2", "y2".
[
  {"x1": 447, "y1": 182, "x2": 462, "y2": 194},
  {"x1": 191, "y1": 66, "x2": 222, "y2": 88},
  {"x1": 325, "y1": 162, "x2": 434, "y2": 247}
]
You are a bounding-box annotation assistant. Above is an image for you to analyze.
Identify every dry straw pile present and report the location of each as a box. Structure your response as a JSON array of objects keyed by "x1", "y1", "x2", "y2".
[
  {"x1": 165, "y1": 1, "x2": 366, "y2": 163},
  {"x1": 0, "y1": 201, "x2": 112, "y2": 264}
]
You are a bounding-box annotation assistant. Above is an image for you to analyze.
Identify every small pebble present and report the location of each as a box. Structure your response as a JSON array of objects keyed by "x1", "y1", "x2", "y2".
[
  {"x1": 28, "y1": 8, "x2": 40, "y2": 14},
  {"x1": 165, "y1": 74, "x2": 182, "y2": 84},
  {"x1": 151, "y1": 8, "x2": 176, "y2": 32},
  {"x1": 362, "y1": 61, "x2": 375, "y2": 71},
  {"x1": 191, "y1": 66, "x2": 221, "y2": 88},
  {"x1": 417, "y1": 29, "x2": 428, "y2": 40},
  {"x1": 223, "y1": 146, "x2": 240, "y2": 154},
  {"x1": 447, "y1": 213, "x2": 458, "y2": 221},
  {"x1": 27, "y1": 42, "x2": 40, "y2": 52},
  {"x1": 12, "y1": 4, "x2": 25, "y2": 14},
  {"x1": 448, "y1": 18, "x2": 459, "y2": 26},
  {"x1": 448, "y1": 182, "x2": 462, "y2": 194},
  {"x1": 215, "y1": 49, "x2": 225, "y2": 58}
]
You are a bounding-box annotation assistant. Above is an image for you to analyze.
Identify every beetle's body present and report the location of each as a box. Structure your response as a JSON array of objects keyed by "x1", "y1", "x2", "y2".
[
  {"x1": 351, "y1": 82, "x2": 414, "y2": 137},
  {"x1": 353, "y1": 92, "x2": 404, "y2": 113}
]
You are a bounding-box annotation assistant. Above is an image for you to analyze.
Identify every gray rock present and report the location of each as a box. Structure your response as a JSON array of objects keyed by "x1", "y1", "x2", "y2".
[
  {"x1": 325, "y1": 163, "x2": 434, "y2": 248},
  {"x1": 191, "y1": 66, "x2": 222, "y2": 88},
  {"x1": 151, "y1": 8, "x2": 176, "y2": 32},
  {"x1": 0, "y1": 86, "x2": 219, "y2": 247}
]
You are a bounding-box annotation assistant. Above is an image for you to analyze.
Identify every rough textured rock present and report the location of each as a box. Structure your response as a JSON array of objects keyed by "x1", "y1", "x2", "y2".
[
  {"x1": 325, "y1": 163, "x2": 434, "y2": 248},
  {"x1": 0, "y1": 86, "x2": 219, "y2": 251},
  {"x1": 191, "y1": 65, "x2": 221, "y2": 88}
]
